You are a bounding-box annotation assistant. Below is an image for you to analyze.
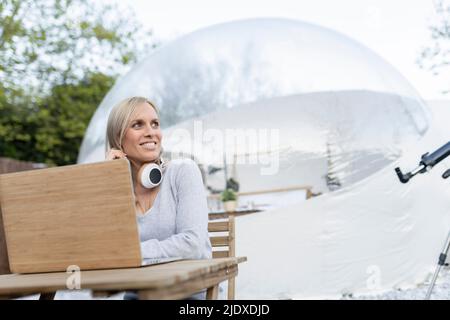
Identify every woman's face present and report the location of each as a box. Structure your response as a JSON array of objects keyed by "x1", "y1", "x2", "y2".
[{"x1": 122, "y1": 102, "x2": 162, "y2": 167}]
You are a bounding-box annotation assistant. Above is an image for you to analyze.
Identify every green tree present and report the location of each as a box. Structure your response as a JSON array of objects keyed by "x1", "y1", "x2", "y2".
[
  {"x1": 32, "y1": 72, "x2": 115, "y2": 165},
  {"x1": 1, "y1": 73, "x2": 114, "y2": 165},
  {"x1": 0, "y1": 0, "x2": 157, "y2": 165},
  {"x1": 0, "y1": 0, "x2": 155, "y2": 96},
  {"x1": 0, "y1": 85, "x2": 35, "y2": 160}
]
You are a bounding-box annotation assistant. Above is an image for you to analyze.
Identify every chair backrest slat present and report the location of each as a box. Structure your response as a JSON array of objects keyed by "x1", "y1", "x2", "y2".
[
  {"x1": 212, "y1": 250, "x2": 229, "y2": 258},
  {"x1": 208, "y1": 215, "x2": 235, "y2": 253},
  {"x1": 208, "y1": 215, "x2": 236, "y2": 299},
  {"x1": 210, "y1": 236, "x2": 230, "y2": 247},
  {"x1": 208, "y1": 221, "x2": 229, "y2": 232}
]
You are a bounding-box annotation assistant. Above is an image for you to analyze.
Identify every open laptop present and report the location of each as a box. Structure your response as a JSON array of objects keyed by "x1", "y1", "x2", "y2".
[
  {"x1": 0, "y1": 159, "x2": 180, "y2": 274},
  {"x1": 142, "y1": 257, "x2": 182, "y2": 266}
]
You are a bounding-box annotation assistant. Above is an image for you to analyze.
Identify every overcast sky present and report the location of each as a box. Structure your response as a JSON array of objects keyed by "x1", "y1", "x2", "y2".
[{"x1": 126, "y1": 0, "x2": 445, "y2": 100}]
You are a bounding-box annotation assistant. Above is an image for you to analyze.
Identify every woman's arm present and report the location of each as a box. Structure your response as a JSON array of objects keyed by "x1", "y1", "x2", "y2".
[{"x1": 140, "y1": 160, "x2": 211, "y2": 259}]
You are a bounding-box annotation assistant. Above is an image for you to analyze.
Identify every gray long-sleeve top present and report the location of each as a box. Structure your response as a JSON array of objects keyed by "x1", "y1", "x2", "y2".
[{"x1": 137, "y1": 158, "x2": 212, "y2": 260}]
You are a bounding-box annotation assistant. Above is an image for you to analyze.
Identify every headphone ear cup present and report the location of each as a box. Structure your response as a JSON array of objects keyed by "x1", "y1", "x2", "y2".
[{"x1": 139, "y1": 163, "x2": 163, "y2": 189}]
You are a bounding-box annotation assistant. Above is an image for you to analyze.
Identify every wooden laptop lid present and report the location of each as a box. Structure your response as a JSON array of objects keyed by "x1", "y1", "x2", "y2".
[{"x1": 0, "y1": 159, "x2": 141, "y2": 274}]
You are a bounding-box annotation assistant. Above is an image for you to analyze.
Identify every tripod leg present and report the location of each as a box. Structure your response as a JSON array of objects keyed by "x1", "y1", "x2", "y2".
[
  {"x1": 425, "y1": 265, "x2": 442, "y2": 299},
  {"x1": 425, "y1": 231, "x2": 450, "y2": 300}
]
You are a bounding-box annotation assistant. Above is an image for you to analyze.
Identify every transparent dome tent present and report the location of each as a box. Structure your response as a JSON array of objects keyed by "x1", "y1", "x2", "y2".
[
  {"x1": 78, "y1": 18, "x2": 430, "y2": 196},
  {"x1": 76, "y1": 19, "x2": 450, "y2": 299}
]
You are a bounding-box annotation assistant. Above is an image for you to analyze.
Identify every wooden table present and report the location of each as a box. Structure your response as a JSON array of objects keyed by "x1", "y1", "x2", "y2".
[
  {"x1": 0, "y1": 257, "x2": 246, "y2": 300},
  {"x1": 209, "y1": 209, "x2": 262, "y2": 220}
]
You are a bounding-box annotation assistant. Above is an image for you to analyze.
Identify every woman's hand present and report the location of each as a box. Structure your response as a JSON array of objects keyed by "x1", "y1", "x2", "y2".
[{"x1": 106, "y1": 148, "x2": 127, "y2": 160}]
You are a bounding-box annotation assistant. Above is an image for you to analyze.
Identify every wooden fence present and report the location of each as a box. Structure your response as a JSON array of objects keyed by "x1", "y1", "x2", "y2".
[{"x1": 0, "y1": 157, "x2": 47, "y2": 174}]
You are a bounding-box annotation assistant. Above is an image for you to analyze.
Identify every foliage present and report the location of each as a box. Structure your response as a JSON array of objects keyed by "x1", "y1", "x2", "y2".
[
  {"x1": 418, "y1": 0, "x2": 450, "y2": 94},
  {"x1": 220, "y1": 189, "x2": 237, "y2": 202},
  {"x1": 0, "y1": 72, "x2": 114, "y2": 165},
  {"x1": 0, "y1": 0, "x2": 155, "y2": 95},
  {"x1": 0, "y1": 0, "x2": 157, "y2": 165}
]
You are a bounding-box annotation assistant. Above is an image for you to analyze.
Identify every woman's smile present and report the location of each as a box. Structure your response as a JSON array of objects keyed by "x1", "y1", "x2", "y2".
[{"x1": 140, "y1": 141, "x2": 158, "y2": 150}]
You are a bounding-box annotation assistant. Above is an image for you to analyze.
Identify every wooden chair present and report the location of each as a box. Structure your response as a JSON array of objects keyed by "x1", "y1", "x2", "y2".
[{"x1": 208, "y1": 215, "x2": 236, "y2": 300}]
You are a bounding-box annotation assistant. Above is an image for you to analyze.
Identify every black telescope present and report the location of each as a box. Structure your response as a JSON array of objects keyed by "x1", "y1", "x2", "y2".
[
  {"x1": 395, "y1": 141, "x2": 450, "y2": 183},
  {"x1": 395, "y1": 140, "x2": 450, "y2": 300}
]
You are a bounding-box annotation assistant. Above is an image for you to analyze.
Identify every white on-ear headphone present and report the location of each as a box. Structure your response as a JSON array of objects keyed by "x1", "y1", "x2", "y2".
[{"x1": 137, "y1": 160, "x2": 166, "y2": 189}]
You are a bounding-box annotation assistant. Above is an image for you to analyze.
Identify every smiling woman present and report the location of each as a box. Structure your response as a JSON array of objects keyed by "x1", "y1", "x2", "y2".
[
  {"x1": 105, "y1": 97, "x2": 213, "y2": 299},
  {"x1": 106, "y1": 97, "x2": 164, "y2": 214}
]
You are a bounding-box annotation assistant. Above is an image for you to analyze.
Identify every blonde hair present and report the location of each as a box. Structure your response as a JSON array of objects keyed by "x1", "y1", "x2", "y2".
[{"x1": 106, "y1": 97, "x2": 162, "y2": 162}]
